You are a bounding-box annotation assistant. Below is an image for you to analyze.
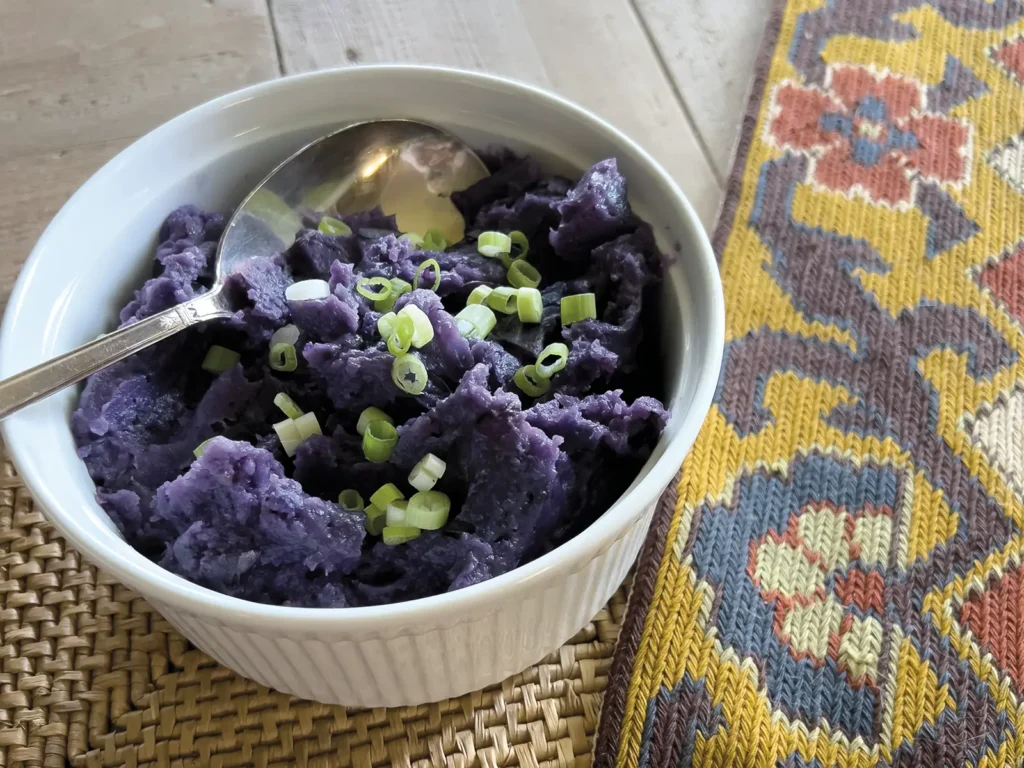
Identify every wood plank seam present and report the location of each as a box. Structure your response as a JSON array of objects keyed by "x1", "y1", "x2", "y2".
[{"x1": 624, "y1": 0, "x2": 724, "y2": 187}]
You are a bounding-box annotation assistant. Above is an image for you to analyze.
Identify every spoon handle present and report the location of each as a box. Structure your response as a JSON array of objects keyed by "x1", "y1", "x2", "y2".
[{"x1": 0, "y1": 291, "x2": 233, "y2": 420}]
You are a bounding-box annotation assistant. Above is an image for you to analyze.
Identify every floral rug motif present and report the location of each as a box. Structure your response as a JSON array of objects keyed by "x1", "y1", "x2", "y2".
[{"x1": 595, "y1": 1, "x2": 1024, "y2": 766}]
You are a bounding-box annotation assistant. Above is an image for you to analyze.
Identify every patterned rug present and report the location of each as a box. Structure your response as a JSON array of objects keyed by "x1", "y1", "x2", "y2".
[{"x1": 594, "y1": 1, "x2": 1024, "y2": 766}]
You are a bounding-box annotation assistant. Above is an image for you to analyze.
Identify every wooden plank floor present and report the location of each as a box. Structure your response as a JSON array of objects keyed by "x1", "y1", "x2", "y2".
[{"x1": 0, "y1": 0, "x2": 767, "y2": 314}]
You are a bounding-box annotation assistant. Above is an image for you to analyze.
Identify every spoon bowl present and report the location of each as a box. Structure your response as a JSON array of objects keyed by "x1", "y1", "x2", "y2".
[{"x1": 0, "y1": 119, "x2": 489, "y2": 419}]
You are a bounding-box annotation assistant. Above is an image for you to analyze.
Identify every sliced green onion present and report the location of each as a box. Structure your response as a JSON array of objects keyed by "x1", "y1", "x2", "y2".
[
  {"x1": 467, "y1": 285, "x2": 493, "y2": 306},
  {"x1": 375, "y1": 278, "x2": 412, "y2": 312},
  {"x1": 269, "y1": 343, "x2": 298, "y2": 372},
  {"x1": 356, "y1": 406, "x2": 393, "y2": 436},
  {"x1": 362, "y1": 419, "x2": 398, "y2": 463},
  {"x1": 370, "y1": 483, "x2": 405, "y2": 510},
  {"x1": 391, "y1": 277, "x2": 412, "y2": 296},
  {"x1": 535, "y1": 343, "x2": 569, "y2": 378},
  {"x1": 517, "y1": 287, "x2": 543, "y2": 323},
  {"x1": 406, "y1": 491, "x2": 451, "y2": 530},
  {"x1": 387, "y1": 314, "x2": 415, "y2": 356},
  {"x1": 338, "y1": 489, "x2": 364, "y2": 512},
  {"x1": 377, "y1": 312, "x2": 398, "y2": 339},
  {"x1": 201, "y1": 345, "x2": 240, "y2": 374},
  {"x1": 487, "y1": 286, "x2": 519, "y2": 315},
  {"x1": 509, "y1": 230, "x2": 529, "y2": 258},
  {"x1": 193, "y1": 438, "x2": 215, "y2": 459},
  {"x1": 507, "y1": 260, "x2": 541, "y2": 289},
  {"x1": 414, "y1": 258, "x2": 441, "y2": 292},
  {"x1": 356, "y1": 276, "x2": 392, "y2": 301},
  {"x1": 560, "y1": 293, "x2": 597, "y2": 325},
  {"x1": 408, "y1": 465, "x2": 437, "y2": 492},
  {"x1": 385, "y1": 500, "x2": 409, "y2": 527},
  {"x1": 418, "y1": 453, "x2": 446, "y2": 477},
  {"x1": 273, "y1": 392, "x2": 304, "y2": 419},
  {"x1": 401, "y1": 232, "x2": 424, "y2": 247},
  {"x1": 364, "y1": 504, "x2": 387, "y2": 536},
  {"x1": 293, "y1": 412, "x2": 322, "y2": 440},
  {"x1": 409, "y1": 453, "x2": 447, "y2": 492},
  {"x1": 454, "y1": 304, "x2": 497, "y2": 340},
  {"x1": 270, "y1": 324, "x2": 300, "y2": 347},
  {"x1": 422, "y1": 228, "x2": 448, "y2": 251},
  {"x1": 285, "y1": 279, "x2": 331, "y2": 302},
  {"x1": 273, "y1": 418, "x2": 303, "y2": 457},
  {"x1": 514, "y1": 365, "x2": 551, "y2": 397},
  {"x1": 392, "y1": 354, "x2": 428, "y2": 395},
  {"x1": 382, "y1": 525, "x2": 421, "y2": 546},
  {"x1": 477, "y1": 231, "x2": 512, "y2": 258},
  {"x1": 398, "y1": 304, "x2": 434, "y2": 348},
  {"x1": 318, "y1": 216, "x2": 352, "y2": 236}
]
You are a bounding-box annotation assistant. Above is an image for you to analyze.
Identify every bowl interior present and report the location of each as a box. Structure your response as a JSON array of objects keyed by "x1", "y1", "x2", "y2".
[{"x1": 0, "y1": 67, "x2": 721, "y2": 624}]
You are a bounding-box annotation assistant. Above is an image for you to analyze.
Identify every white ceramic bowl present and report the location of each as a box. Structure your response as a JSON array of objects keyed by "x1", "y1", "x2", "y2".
[{"x1": 0, "y1": 66, "x2": 723, "y2": 707}]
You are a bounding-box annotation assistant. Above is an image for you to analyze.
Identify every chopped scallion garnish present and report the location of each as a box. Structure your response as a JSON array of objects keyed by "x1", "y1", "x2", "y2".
[
  {"x1": 514, "y1": 364, "x2": 551, "y2": 397},
  {"x1": 356, "y1": 276, "x2": 393, "y2": 301},
  {"x1": 401, "y1": 232, "x2": 424, "y2": 246},
  {"x1": 392, "y1": 354, "x2": 428, "y2": 395},
  {"x1": 535, "y1": 343, "x2": 569, "y2": 378},
  {"x1": 193, "y1": 438, "x2": 215, "y2": 459},
  {"x1": 386, "y1": 314, "x2": 415, "y2": 356},
  {"x1": 422, "y1": 228, "x2": 448, "y2": 252},
  {"x1": 364, "y1": 504, "x2": 387, "y2": 535},
  {"x1": 270, "y1": 324, "x2": 300, "y2": 347},
  {"x1": 467, "y1": 285, "x2": 493, "y2": 306},
  {"x1": 356, "y1": 406, "x2": 393, "y2": 436},
  {"x1": 338, "y1": 489, "x2": 364, "y2": 512},
  {"x1": 397, "y1": 304, "x2": 434, "y2": 348},
  {"x1": 285, "y1": 279, "x2": 331, "y2": 302},
  {"x1": 273, "y1": 392, "x2": 304, "y2": 419},
  {"x1": 409, "y1": 453, "x2": 446, "y2": 492},
  {"x1": 377, "y1": 312, "x2": 398, "y2": 339},
  {"x1": 477, "y1": 231, "x2": 512, "y2": 258},
  {"x1": 509, "y1": 230, "x2": 529, "y2": 258},
  {"x1": 507, "y1": 260, "x2": 541, "y2": 289},
  {"x1": 201, "y1": 345, "x2": 240, "y2": 374},
  {"x1": 382, "y1": 525, "x2": 421, "y2": 546},
  {"x1": 269, "y1": 343, "x2": 298, "y2": 372},
  {"x1": 406, "y1": 490, "x2": 451, "y2": 530},
  {"x1": 293, "y1": 412, "x2": 322, "y2": 440},
  {"x1": 385, "y1": 500, "x2": 410, "y2": 527},
  {"x1": 362, "y1": 419, "x2": 398, "y2": 463},
  {"x1": 517, "y1": 287, "x2": 542, "y2": 323},
  {"x1": 414, "y1": 258, "x2": 441, "y2": 292},
  {"x1": 273, "y1": 418, "x2": 303, "y2": 457},
  {"x1": 375, "y1": 278, "x2": 412, "y2": 312},
  {"x1": 318, "y1": 216, "x2": 352, "y2": 236},
  {"x1": 560, "y1": 293, "x2": 597, "y2": 325},
  {"x1": 487, "y1": 286, "x2": 518, "y2": 315},
  {"x1": 454, "y1": 304, "x2": 497, "y2": 340},
  {"x1": 370, "y1": 483, "x2": 405, "y2": 510}
]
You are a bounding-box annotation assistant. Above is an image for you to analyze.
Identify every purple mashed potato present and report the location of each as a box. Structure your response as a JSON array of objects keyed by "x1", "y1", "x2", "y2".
[{"x1": 72, "y1": 154, "x2": 669, "y2": 608}]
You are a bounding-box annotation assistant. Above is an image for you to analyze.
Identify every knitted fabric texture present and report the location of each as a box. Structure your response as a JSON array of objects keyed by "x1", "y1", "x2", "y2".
[{"x1": 595, "y1": 1, "x2": 1024, "y2": 766}]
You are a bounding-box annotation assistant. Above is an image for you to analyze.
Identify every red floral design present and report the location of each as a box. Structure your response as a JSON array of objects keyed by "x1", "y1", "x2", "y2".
[{"x1": 766, "y1": 65, "x2": 971, "y2": 207}]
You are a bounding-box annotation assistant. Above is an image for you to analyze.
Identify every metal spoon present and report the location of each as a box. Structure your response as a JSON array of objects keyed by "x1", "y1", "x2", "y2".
[{"x1": 0, "y1": 119, "x2": 490, "y2": 419}]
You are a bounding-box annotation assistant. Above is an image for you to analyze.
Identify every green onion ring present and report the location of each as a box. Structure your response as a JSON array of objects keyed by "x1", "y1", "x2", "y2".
[
  {"x1": 514, "y1": 364, "x2": 551, "y2": 397},
  {"x1": 415, "y1": 258, "x2": 441, "y2": 292},
  {"x1": 356, "y1": 276, "x2": 393, "y2": 301},
  {"x1": 269, "y1": 343, "x2": 298, "y2": 372}
]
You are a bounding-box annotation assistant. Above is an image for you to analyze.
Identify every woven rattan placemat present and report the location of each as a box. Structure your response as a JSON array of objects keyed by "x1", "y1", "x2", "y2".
[{"x1": 0, "y1": 447, "x2": 625, "y2": 768}]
